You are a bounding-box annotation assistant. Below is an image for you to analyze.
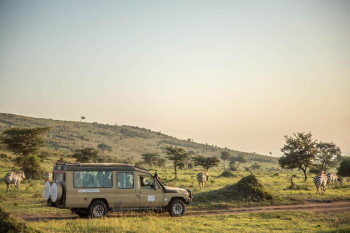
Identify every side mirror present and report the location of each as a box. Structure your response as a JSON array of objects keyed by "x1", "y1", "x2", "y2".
[{"x1": 152, "y1": 184, "x2": 157, "y2": 190}]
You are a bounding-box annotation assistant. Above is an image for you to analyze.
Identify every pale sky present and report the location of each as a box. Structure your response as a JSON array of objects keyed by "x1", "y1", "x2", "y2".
[{"x1": 1, "y1": 1, "x2": 349, "y2": 156}]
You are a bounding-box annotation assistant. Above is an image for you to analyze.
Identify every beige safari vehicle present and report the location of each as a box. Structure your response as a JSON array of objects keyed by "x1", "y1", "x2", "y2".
[{"x1": 43, "y1": 162, "x2": 193, "y2": 217}]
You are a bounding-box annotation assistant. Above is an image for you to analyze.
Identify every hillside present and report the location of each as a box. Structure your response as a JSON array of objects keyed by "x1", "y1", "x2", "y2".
[{"x1": 0, "y1": 113, "x2": 277, "y2": 164}]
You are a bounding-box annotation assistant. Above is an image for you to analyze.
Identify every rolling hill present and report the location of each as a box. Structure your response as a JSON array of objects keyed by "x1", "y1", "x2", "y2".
[{"x1": 0, "y1": 113, "x2": 277, "y2": 164}]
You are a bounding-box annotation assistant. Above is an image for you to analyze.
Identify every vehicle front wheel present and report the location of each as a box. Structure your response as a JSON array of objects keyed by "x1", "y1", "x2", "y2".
[
  {"x1": 89, "y1": 200, "x2": 108, "y2": 218},
  {"x1": 168, "y1": 199, "x2": 185, "y2": 217}
]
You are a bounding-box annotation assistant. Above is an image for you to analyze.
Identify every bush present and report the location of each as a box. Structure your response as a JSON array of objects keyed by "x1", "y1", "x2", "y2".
[
  {"x1": 23, "y1": 155, "x2": 45, "y2": 179},
  {"x1": 0, "y1": 205, "x2": 40, "y2": 233},
  {"x1": 337, "y1": 157, "x2": 350, "y2": 177}
]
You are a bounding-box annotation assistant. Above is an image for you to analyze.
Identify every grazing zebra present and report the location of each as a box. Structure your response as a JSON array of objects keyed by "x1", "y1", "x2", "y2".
[
  {"x1": 4, "y1": 170, "x2": 26, "y2": 192},
  {"x1": 197, "y1": 169, "x2": 208, "y2": 188},
  {"x1": 314, "y1": 172, "x2": 327, "y2": 194},
  {"x1": 327, "y1": 173, "x2": 343, "y2": 187},
  {"x1": 44, "y1": 172, "x2": 52, "y2": 182}
]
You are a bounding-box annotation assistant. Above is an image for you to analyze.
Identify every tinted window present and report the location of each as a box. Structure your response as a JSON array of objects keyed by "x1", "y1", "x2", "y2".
[
  {"x1": 73, "y1": 171, "x2": 112, "y2": 188},
  {"x1": 117, "y1": 172, "x2": 134, "y2": 189}
]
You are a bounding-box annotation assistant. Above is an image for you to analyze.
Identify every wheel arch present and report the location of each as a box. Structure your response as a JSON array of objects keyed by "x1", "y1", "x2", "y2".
[
  {"x1": 167, "y1": 197, "x2": 186, "y2": 209},
  {"x1": 89, "y1": 198, "x2": 110, "y2": 210}
]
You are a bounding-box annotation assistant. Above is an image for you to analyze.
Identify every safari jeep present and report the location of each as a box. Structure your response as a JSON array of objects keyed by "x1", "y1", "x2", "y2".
[{"x1": 43, "y1": 162, "x2": 193, "y2": 217}]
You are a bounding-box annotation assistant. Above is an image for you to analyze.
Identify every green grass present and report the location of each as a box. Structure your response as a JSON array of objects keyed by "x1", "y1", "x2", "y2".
[
  {"x1": 1, "y1": 165, "x2": 350, "y2": 232},
  {"x1": 23, "y1": 212, "x2": 350, "y2": 233}
]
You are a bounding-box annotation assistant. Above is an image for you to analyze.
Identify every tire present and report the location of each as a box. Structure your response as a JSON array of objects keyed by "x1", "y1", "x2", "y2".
[
  {"x1": 50, "y1": 183, "x2": 63, "y2": 203},
  {"x1": 168, "y1": 199, "x2": 185, "y2": 217},
  {"x1": 43, "y1": 182, "x2": 51, "y2": 201},
  {"x1": 89, "y1": 200, "x2": 108, "y2": 218}
]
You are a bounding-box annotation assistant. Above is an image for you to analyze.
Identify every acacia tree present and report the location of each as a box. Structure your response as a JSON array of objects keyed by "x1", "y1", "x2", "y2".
[
  {"x1": 141, "y1": 153, "x2": 161, "y2": 167},
  {"x1": 220, "y1": 151, "x2": 231, "y2": 170},
  {"x1": 1, "y1": 127, "x2": 50, "y2": 161},
  {"x1": 279, "y1": 132, "x2": 317, "y2": 181},
  {"x1": 229, "y1": 155, "x2": 247, "y2": 171},
  {"x1": 164, "y1": 146, "x2": 188, "y2": 179},
  {"x1": 315, "y1": 142, "x2": 342, "y2": 172},
  {"x1": 1, "y1": 127, "x2": 50, "y2": 179},
  {"x1": 73, "y1": 148, "x2": 98, "y2": 163},
  {"x1": 192, "y1": 155, "x2": 220, "y2": 180}
]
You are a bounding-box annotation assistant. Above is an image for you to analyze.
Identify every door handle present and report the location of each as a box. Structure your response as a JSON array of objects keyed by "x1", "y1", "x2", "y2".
[{"x1": 141, "y1": 191, "x2": 146, "y2": 194}]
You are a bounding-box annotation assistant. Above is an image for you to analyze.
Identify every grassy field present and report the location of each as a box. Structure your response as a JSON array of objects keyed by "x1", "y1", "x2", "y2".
[
  {"x1": 1, "y1": 165, "x2": 350, "y2": 232},
  {"x1": 0, "y1": 113, "x2": 349, "y2": 232}
]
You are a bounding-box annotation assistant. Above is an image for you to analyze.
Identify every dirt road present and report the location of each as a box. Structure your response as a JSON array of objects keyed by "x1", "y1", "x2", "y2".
[
  {"x1": 20, "y1": 200, "x2": 350, "y2": 221},
  {"x1": 186, "y1": 200, "x2": 350, "y2": 216}
]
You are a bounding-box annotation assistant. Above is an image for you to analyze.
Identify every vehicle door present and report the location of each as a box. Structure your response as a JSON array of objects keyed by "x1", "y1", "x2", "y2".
[
  {"x1": 115, "y1": 172, "x2": 138, "y2": 208},
  {"x1": 138, "y1": 174, "x2": 163, "y2": 208}
]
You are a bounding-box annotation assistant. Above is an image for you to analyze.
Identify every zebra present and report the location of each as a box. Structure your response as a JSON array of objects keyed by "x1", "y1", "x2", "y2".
[
  {"x1": 327, "y1": 173, "x2": 343, "y2": 187},
  {"x1": 44, "y1": 172, "x2": 52, "y2": 182},
  {"x1": 4, "y1": 170, "x2": 26, "y2": 192},
  {"x1": 197, "y1": 169, "x2": 208, "y2": 188},
  {"x1": 314, "y1": 172, "x2": 327, "y2": 194}
]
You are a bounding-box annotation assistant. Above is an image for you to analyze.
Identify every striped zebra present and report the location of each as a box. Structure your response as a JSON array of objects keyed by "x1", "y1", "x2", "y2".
[
  {"x1": 44, "y1": 172, "x2": 52, "y2": 182},
  {"x1": 4, "y1": 170, "x2": 26, "y2": 192},
  {"x1": 314, "y1": 172, "x2": 327, "y2": 194},
  {"x1": 327, "y1": 173, "x2": 343, "y2": 187},
  {"x1": 197, "y1": 169, "x2": 208, "y2": 188}
]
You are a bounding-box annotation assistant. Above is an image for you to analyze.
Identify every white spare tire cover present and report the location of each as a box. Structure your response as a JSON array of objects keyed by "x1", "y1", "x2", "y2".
[
  {"x1": 50, "y1": 183, "x2": 63, "y2": 203},
  {"x1": 43, "y1": 182, "x2": 51, "y2": 201}
]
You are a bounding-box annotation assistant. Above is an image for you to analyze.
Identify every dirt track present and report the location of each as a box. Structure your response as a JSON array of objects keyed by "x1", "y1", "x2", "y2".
[
  {"x1": 20, "y1": 200, "x2": 350, "y2": 221},
  {"x1": 186, "y1": 200, "x2": 350, "y2": 216}
]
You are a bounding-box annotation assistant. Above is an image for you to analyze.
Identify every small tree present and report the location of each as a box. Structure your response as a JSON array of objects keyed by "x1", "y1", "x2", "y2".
[
  {"x1": 164, "y1": 146, "x2": 188, "y2": 179},
  {"x1": 1, "y1": 127, "x2": 50, "y2": 164},
  {"x1": 156, "y1": 158, "x2": 166, "y2": 168},
  {"x1": 229, "y1": 156, "x2": 247, "y2": 171},
  {"x1": 192, "y1": 155, "x2": 220, "y2": 180},
  {"x1": 141, "y1": 153, "x2": 160, "y2": 167},
  {"x1": 279, "y1": 132, "x2": 317, "y2": 181},
  {"x1": 97, "y1": 143, "x2": 112, "y2": 152},
  {"x1": 220, "y1": 151, "x2": 231, "y2": 170},
  {"x1": 23, "y1": 155, "x2": 45, "y2": 179},
  {"x1": 315, "y1": 142, "x2": 342, "y2": 172},
  {"x1": 73, "y1": 148, "x2": 98, "y2": 163},
  {"x1": 337, "y1": 157, "x2": 350, "y2": 177}
]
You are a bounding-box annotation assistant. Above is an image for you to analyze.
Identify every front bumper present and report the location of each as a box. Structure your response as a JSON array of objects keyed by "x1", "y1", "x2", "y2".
[{"x1": 186, "y1": 189, "x2": 193, "y2": 204}]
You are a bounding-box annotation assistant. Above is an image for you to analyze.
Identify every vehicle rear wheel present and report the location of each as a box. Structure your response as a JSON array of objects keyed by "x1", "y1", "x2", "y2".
[
  {"x1": 168, "y1": 199, "x2": 185, "y2": 217},
  {"x1": 89, "y1": 200, "x2": 108, "y2": 218}
]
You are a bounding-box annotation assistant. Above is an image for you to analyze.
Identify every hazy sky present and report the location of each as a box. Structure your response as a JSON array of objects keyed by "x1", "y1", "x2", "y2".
[{"x1": 1, "y1": 1, "x2": 349, "y2": 156}]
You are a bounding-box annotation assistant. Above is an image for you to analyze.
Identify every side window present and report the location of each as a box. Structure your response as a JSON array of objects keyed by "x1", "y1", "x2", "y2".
[
  {"x1": 117, "y1": 172, "x2": 134, "y2": 189},
  {"x1": 140, "y1": 175, "x2": 157, "y2": 189},
  {"x1": 73, "y1": 171, "x2": 112, "y2": 188},
  {"x1": 54, "y1": 172, "x2": 64, "y2": 183}
]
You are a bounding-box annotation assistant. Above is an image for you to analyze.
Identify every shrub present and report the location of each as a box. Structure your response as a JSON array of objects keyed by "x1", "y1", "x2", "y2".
[
  {"x1": 23, "y1": 155, "x2": 45, "y2": 179},
  {"x1": 337, "y1": 157, "x2": 350, "y2": 177}
]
